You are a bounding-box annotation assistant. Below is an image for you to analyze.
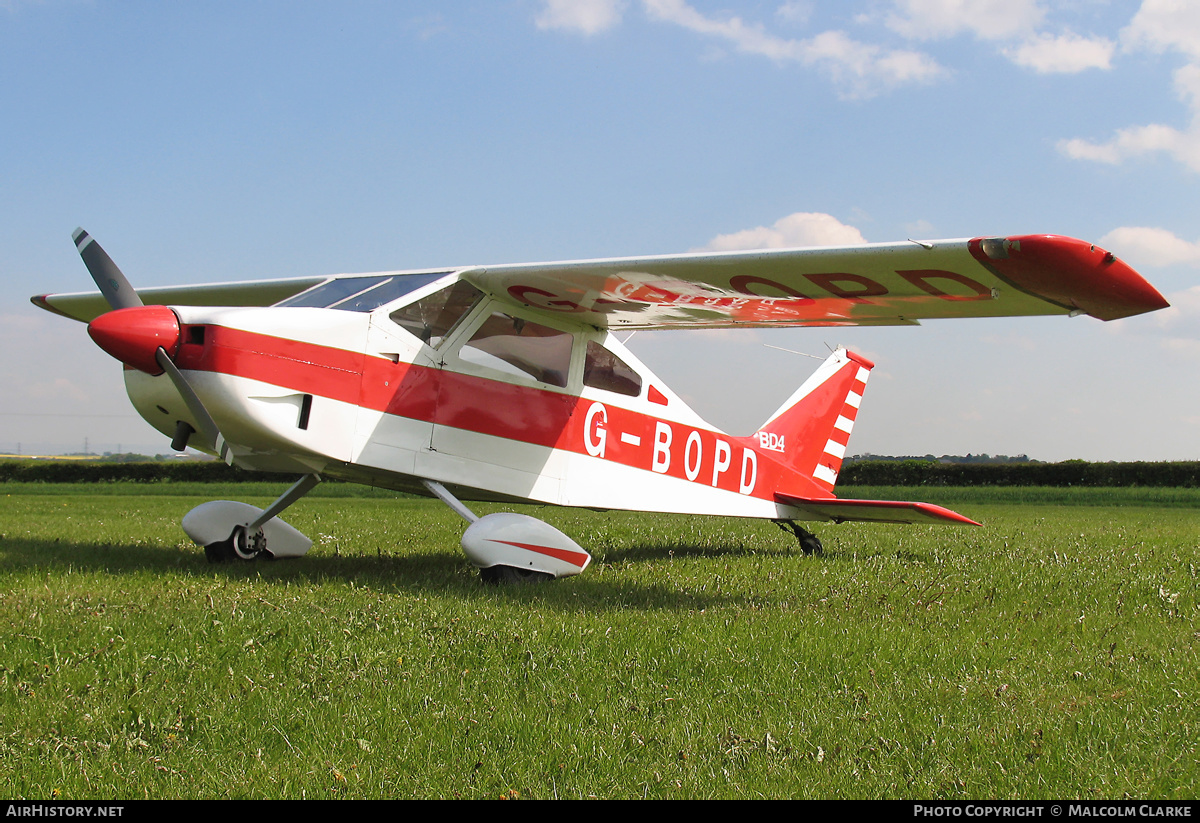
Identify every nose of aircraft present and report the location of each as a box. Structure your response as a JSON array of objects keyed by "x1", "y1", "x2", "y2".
[{"x1": 87, "y1": 305, "x2": 181, "y2": 374}]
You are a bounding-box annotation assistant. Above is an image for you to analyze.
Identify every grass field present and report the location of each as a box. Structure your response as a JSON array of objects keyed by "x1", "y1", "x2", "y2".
[{"x1": 0, "y1": 484, "x2": 1196, "y2": 799}]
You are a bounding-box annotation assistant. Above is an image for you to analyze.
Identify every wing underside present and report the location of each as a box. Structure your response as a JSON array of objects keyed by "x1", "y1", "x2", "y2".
[
  {"x1": 466, "y1": 235, "x2": 1167, "y2": 329},
  {"x1": 33, "y1": 277, "x2": 327, "y2": 323},
  {"x1": 33, "y1": 234, "x2": 1167, "y2": 328}
]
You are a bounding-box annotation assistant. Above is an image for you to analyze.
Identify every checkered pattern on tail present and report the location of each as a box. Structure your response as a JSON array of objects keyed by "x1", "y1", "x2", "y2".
[{"x1": 810, "y1": 362, "x2": 870, "y2": 493}]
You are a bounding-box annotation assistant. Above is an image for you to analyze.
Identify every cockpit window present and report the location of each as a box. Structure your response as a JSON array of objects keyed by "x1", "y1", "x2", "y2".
[
  {"x1": 390, "y1": 280, "x2": 484, "y2": 347},
  {"x1": 276, "y1": 272, "x2": 450, "y2": 311},
  {"x1": 584, "y1": 340, "x2": 642, "y2": 397},
  {"x1": 458, "y1": 311, "x2": 573, "y2": 388}
]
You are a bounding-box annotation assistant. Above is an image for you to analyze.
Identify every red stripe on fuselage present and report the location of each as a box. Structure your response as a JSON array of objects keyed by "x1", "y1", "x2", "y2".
[
  {"x1": 176, "y1": 324, "x2": 828, "y2": 501},
  {"x1": 177, "y1": 325, "x2": 365, "y2": 401}
]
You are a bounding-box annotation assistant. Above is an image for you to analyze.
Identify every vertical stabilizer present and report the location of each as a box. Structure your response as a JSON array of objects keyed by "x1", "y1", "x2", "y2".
[{"x1": 754, "y1": 348, "x2": 873, "y2": 494}]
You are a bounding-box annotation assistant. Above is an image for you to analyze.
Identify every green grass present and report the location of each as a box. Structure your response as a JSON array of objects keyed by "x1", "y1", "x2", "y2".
[{"x1": 0, "y1": 487, "x2": 1196, "y2": 798}]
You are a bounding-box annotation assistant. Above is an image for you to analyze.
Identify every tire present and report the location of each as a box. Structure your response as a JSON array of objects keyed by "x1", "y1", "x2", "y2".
[
  {"x1": 204, "y1": 540, "x2": 235, "y2": 563},
  {"x1": 479, "y1": 565, "x2": 554, "y2": 585}
]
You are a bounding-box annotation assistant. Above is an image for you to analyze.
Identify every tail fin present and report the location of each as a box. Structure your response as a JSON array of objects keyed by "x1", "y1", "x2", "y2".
[
  {"x1": 754, "y1": 348, "x2": 873, "y2": 494},
  {"x1": 759, "y1": 348, "x2": 981, "y2": 527}
]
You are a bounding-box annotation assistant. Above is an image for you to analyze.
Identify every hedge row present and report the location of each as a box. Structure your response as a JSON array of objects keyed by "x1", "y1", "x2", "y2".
[
  {"x1": 3, "y1": 459, "x2": 1200, "y2": 487},
  {"x1": 839, "y1": 460, "x2": 1200, "y2": 488},
  {"x1": 0, "y1": 460, "x2": 246, "y2": 484}
]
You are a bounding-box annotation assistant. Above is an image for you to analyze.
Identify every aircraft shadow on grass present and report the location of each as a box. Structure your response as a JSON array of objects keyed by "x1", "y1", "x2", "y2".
[{"x1": 1, "y1": 536, "x2": 792, "y2": 611}]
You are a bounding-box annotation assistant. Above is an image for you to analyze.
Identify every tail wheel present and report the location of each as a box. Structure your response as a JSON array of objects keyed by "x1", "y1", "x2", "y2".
[{"x1": 777, "y1": 520, "x2": 824, "y2": 556}]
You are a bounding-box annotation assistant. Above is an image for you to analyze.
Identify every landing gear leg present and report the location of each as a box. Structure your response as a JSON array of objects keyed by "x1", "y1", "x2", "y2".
[
  {"x1": 198, "y1": 473, "x2": 322, "y2": 564},
  {"x1": 420, "y1": 479, "x2": 589, "y2": 584},
  {"x1": 776, "y1": 520, "x2": 824, "y2": 555}
]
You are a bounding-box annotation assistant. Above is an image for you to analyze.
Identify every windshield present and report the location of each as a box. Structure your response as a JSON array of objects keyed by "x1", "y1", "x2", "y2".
[
  {"x1": 275, "y1": 272, "x2": 451, "y2": 312},
  {"x1": 389, "y1": 280, "x2": 483, "y2": 347}
]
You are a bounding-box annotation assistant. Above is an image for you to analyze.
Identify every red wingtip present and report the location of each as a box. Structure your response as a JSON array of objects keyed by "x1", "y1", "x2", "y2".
[{"x1": 969, "y1": 235, "x2": 1170, "y2": 321}]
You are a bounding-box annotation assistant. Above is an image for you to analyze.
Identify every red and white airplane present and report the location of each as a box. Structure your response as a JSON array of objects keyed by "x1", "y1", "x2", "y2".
[{"x1": 33, "y1": 229, "x2": 1168, "y2": 582}]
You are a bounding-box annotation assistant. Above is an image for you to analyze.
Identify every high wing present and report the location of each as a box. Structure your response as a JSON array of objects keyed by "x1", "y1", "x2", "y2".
[
  {"x1": 32, "y1": 276, "x2": 327, "y2": 323},
  {"x1": 33, "y1": 234, "x2": 1167, "y2": 327},
  {"x1": 467, "y1": 235, "x2": 1167, "y2": 328}
]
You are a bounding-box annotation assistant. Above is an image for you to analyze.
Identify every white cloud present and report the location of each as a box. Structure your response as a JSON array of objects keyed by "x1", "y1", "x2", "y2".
[
  {"x1": 535, "y1": 0, "x2": 1110, "y2": 99},
  {"x1": 1057, "y1": 121, "x2": 1200, "y2": 171},
  {"x1": 698, "y1": 212, "x2": 868, "y2": 252},
  {"x1": 1005, "y1": 31, "x2": 1115, "y2": 73},
  {"x1": 802, "y1": 30, "x2": 946, "y2": 97},
  {"x1": 775, "y1": 1, "x2": 814, "y2": 26},
  {"x1": 1121, "y1": 0, "x2": 1200, "y2": 61},
  {"x1": 886, "y1": 0, "x2": 1045, "y2": 42},
  {"x1": 535, "y1": 0, "x2": 626, "y2": 36},
  {"x1": 887, "y1": 1, "x2": 1114, "y2": 76},
  {"x1": 1059, "y1": 2, "x2": 1200, "y2": 172},
  {"x1": 1057, "y1": 59, "x2": 1200, "y2": 173},
  {"x1": 1098, "y1": 226, "x2": 1200, "y2": 268},
  {"x1": 643, "y1": 0, "x2": 802, "y2": 61},
  {"x1": 1176, "y1": 63, "x2": 1200, "y2": 109},
  {"x1": 642, "y1": 0, "x2": 945, "y2": 98},
  {"x1": 904, "y1": 218, "x2": 936, "y2": 237}
]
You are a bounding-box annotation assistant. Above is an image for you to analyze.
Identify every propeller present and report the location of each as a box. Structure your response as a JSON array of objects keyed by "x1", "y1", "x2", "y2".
[
  {"x1": 154, "y1": 347, "x2": 235, "y2": 464},
  {"x1": 77, "y1": 228, "x2": 235, "y2": 464},
  {"x1": 73, "y1": 228, "x2": 144, "y2": 311}
]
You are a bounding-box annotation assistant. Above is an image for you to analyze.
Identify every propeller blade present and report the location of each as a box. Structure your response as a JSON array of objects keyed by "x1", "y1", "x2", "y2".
[
  {"x1": 73, "y1": 227, "x2": 143, "y2": 310},
  {"x1": 154, "y1": 347, "x2": 235, "y2": 465},
  {"x1": 72, "y1": 229, "x2": 236, "y2": 465}
]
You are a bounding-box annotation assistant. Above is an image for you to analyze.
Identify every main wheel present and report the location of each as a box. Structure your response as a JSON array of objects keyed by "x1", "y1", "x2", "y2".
[
  {"x1": 204, "y1": 540, "x2": 235, "y2": 563},
  {"x1": 480, "y1": 565, "x2": 554, "y2": 585},
  {"x1": 231, "y1": 524, "x2": 268, "y2": 560},
  {"x1": 204, "y1": 525, "x2": 267, "y2": 563}
]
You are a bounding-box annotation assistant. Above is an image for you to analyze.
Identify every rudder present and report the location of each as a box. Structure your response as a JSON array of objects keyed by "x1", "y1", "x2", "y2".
[{"x1": 754, "y1": 348, "x2": 873, "y2": 494}]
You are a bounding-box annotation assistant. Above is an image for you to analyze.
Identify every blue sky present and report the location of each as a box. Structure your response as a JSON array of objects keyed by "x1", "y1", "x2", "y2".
[{"x1": 2, "y1": 0, "x2": 1199, "y2": 461}]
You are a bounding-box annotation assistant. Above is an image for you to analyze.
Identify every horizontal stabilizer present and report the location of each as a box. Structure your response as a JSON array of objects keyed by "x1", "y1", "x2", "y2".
[{"x1": 775, "y1": 492, "x2": 981, "y2": 526}]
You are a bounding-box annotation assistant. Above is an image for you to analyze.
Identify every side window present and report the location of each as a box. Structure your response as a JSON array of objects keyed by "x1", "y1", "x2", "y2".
[
  {"x1": 583, "y1": 340, "x2": 643, "y2": 397},
  {"x1": 389, "y1": 281, "x2": 483, "y2": 347},
  {"x1": 458, "y1": 311, "x2": 574, "y2": 388}
]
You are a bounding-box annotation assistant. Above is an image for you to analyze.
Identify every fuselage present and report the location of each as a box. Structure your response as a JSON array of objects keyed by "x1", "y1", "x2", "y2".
[{"x1": 117, "y1": 273, "x2": 832, "y2": 519}]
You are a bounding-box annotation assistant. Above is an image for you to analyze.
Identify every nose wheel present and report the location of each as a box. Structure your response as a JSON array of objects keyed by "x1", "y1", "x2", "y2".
[{"x1": 204, "y1": 524, "x2": 267, "y2": 563}]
